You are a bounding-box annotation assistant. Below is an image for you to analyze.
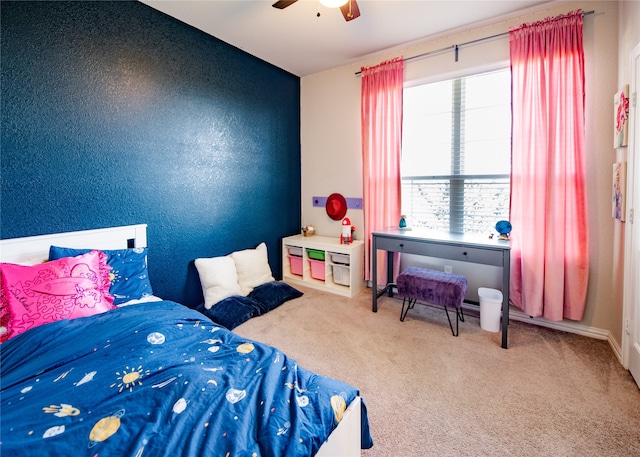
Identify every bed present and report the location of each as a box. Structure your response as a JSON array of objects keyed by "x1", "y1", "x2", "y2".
[{"x1": 0, "y1": 224, "x2": 372, "y2": 456}]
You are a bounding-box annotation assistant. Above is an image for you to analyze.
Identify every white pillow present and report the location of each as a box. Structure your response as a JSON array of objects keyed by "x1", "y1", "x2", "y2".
[
  {"x1": 195, "y1": 255, "x2": 242, "y2": 309},
  {"x1": 230, "y1": 242, "x2": 275, "y2": 296}
]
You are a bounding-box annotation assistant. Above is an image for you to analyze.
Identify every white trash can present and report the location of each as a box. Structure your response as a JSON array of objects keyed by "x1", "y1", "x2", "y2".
[{"x1": 478, "y1": 287, "x2": 503, "y2": 332}]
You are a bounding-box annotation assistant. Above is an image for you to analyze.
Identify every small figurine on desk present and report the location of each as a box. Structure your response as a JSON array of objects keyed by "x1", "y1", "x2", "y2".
[
  {"x1": 399, "y1": 215, "x2": 412, "y2": 231},
  {"x1": 495, "y1": 220, "x2": 512, "y2": 241}
]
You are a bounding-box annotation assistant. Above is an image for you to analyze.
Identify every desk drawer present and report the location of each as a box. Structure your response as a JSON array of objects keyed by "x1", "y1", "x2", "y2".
[{"x1": 375, "y1": 236, "x2": 505, "y2": 267}]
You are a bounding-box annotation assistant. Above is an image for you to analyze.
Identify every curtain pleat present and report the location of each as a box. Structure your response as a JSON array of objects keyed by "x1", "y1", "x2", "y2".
[
  {"x1": 361, "y1": 57, "x2": 404, "y2": 284},
  {"x1": 509, "y1": 10, "x2": 589, "y2": 320}
]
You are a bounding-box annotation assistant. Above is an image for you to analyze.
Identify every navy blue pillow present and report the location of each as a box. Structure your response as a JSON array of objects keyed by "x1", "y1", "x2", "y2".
[
  {"x1": 195, "y1": 296, "x2": 262, "y2": 330},
  {"x1": 49, "y1": 246, "x2": 153, "y2": 305},
  {"x1": 248, "y1": 281, "x2": 303, "y2": 314}
]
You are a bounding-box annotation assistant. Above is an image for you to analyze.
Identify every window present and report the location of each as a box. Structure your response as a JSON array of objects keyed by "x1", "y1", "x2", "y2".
[{"x1": 401, "y1": 68, "x2": 511, "y2": 234}]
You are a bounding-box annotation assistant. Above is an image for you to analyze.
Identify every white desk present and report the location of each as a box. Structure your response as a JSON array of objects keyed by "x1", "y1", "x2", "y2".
[{"x1": 372, "y1": 228, "x2": 511, "y2": 348}]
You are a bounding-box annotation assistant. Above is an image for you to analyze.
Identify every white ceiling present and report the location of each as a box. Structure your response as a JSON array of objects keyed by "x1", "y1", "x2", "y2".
[{"x1": 141, "y1": 0, "x2": 557, "y2": 77}]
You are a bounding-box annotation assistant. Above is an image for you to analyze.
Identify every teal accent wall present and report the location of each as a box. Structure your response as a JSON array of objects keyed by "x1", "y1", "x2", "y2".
[{"x1": 0, "y1": 1, "x2": 301, "y2": 306}]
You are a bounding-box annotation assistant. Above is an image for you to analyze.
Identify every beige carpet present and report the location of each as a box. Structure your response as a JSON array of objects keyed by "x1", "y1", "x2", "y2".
[{"x1": 234, "y1": 285, "x2": 640, "y2": 457}]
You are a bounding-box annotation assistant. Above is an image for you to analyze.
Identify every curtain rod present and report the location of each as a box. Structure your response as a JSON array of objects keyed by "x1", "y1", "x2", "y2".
[{"x1": 355, "y1": 10, "x2": 595, "y2": 76}]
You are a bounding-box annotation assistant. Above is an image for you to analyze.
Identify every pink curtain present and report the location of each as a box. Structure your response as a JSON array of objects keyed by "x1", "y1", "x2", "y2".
[
  {"x1": 509, "y1": 10, "x2": 589, "y2": 321},
  {"x1": 361, "y1": 57, "x2": 404, "y2": 284}
]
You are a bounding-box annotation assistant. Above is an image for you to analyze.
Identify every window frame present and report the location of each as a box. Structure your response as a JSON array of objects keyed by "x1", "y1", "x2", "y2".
[{"x1": 401, "y1": 63, "x2": 511, "y2": 234}]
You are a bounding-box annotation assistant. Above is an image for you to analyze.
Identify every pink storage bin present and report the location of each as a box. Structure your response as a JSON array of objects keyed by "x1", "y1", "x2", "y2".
[
  {"x1": 288, "y1": 254, "x2": 303, "y2": 276},
  {"x1": 308, "y1": 259, "x2": 325, "y2": 281}
]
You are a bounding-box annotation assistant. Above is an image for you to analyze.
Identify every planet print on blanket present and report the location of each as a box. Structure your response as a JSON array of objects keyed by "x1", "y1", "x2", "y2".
[
  {"x1": 236, "y1": 342, "x2": 254, "y2": 354},
  {"x1": 147, "y1": 332, "x2": 165, "y2": 345},
  {"x1": 88, "y1": 408, "x2": 125, "y2": 447},
  {"x1": 173, "y1": 398, "x2": 188, "y2": 414},
  {"x1": 226, "y1": 388, "x2": 247, "y2": 404}
]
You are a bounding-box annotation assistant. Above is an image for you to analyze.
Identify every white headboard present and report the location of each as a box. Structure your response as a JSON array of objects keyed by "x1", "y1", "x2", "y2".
[{"x1": 0, "y1": 224, "x2": 148, "y2": 264}]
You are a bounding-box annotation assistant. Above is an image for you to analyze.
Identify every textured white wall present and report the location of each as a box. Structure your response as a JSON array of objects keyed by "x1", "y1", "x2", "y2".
[
  {"x1": 300, "y1": 68, "x2": 363, "y2": 240},
  {"x1": 613, "y1": 0, "x2": 640, "y2": 345}
]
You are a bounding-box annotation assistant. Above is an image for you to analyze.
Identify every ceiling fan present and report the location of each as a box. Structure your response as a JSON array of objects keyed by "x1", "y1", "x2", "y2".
[{"x1": 272, "y1": 0, "x2": 361, "y2": 22}]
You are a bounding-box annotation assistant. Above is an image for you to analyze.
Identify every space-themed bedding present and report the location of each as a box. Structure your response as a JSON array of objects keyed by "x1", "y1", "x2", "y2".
[{"x1": 0, "y1": 300, "x2": 371, "y2": 456}]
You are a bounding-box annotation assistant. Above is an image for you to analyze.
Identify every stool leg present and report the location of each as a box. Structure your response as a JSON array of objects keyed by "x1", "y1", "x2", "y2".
[
  {"x1": 444, "y1": 306, "x2": 459, "y2": 337},
  {"x1": 458, "y1": 307, "x2": 465, "y2": 322},
  {"x1": 400, "y1": 297, "x2": 415, "y2": 322}
]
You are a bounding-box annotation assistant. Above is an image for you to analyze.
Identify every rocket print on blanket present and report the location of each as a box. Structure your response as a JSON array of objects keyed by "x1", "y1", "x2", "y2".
[{"x1": 43, "y1": 404, "x2": 80, "y2": 417}]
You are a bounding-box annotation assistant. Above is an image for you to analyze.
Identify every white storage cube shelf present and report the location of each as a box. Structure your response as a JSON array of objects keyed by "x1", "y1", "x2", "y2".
[{"x1": 281, "y1": 235, "x2": 364, "y2": 298}]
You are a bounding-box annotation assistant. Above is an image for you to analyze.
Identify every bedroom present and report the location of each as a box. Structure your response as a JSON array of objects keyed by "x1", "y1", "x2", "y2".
[{"x1": 1, "y1": 0, "x2": 639, "y2": 455}]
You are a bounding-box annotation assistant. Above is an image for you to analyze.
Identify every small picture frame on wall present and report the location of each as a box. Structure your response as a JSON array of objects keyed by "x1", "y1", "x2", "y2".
[
  {"x1": 614, "y1": 85, "x2": 630, "y2": 148},
  {"x1": 612, "y1": 162, "x2": 627, "y2": 221}
]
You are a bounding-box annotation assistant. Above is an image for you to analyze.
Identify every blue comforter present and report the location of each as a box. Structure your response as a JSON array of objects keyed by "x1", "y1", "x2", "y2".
[{"x1": 1, "y1": 301, "x2": 371, "y2": 456}]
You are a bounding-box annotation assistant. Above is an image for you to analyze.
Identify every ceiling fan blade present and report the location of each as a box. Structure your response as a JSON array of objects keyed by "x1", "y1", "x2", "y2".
[
  {"x1": 272, "y1": 0, "x2": 298, "y2": 9},
  {"x1": 340, "y1": 0, "x2": 360, "y2": 21}
]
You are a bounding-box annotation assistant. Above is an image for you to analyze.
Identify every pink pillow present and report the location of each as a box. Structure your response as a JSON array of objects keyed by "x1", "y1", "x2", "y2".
[{"x1": 0, "y1": 250, "x2": 115, "y2": 343}]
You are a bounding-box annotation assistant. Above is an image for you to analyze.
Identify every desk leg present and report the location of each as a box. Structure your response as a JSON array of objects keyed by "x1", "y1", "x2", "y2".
[
  {"x1": 372, "y1": 237, "x2": 378, "y2": 312},
  {"x1": 387, "y1": 250, "x2": 394, "y2": 297},
  {"x1": 372, "y1": 238, "x2": 395, "y2": 312},
  {"x1": 501, "y1": 252, "x2": 510, "y2": 349}
]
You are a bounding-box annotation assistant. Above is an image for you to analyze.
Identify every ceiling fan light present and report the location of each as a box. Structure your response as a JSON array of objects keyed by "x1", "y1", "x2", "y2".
[{"x1": 319, "y1": 0, "x2": 348, "y2": 8}]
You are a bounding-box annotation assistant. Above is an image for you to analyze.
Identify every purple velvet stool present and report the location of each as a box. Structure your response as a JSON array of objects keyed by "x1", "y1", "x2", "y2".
[{"x1": 396, "y1": 267, "x2": 468, "y2": 336}]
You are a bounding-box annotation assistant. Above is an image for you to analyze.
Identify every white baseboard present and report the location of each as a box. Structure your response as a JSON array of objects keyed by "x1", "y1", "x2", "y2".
[
  {"x1": 607, "y1": 332, "x2": 623, "y2": 364},
  {"x1": 506, "y1": 308, "x2": 609, "y2": 339},
  {"x1": 502, "y1": 308, "x2": 623, "y2": 364}
]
